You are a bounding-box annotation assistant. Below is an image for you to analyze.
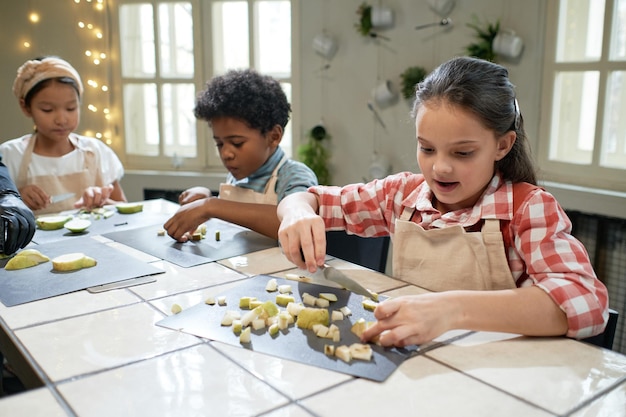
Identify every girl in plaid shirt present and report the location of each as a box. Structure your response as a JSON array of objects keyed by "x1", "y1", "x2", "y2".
[{"x1": 277, "y1": 57, "x2": 608, "y2": 346}]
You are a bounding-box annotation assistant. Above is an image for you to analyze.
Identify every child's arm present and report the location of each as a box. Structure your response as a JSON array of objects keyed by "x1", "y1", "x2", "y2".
[
  {"x1": 164, "y1": 197, "x2": 281, "y2": 241},
  {"x1": 361, "y1": 286, "x2": 568, "y2": 347},
  {"x1": 277, "y1": 191, "x2": 326, "y2": 272}
]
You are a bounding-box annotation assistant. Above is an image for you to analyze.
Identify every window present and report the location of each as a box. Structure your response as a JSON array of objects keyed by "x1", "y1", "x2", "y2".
[
  {"x1": 539, "y1": 0, "x2": 626, "y2": 192},
  {"x1": 111, "y1": 0, "x2": 293, "y2": 171}
]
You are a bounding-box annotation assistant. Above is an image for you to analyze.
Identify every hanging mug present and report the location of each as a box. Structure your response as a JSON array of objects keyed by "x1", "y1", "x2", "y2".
[
  {"x1": 312, "y1": 33, "x2": 338, "y2": 60},
  {"x1": 371, "y1": 80, "x2": 397, "y2": 108},
  {"x1": 427, "y1": 0, "x2": 456, "y2": 17},
  {"x1": 371, "y1": 6, "x2": 394, "y2": 29},
  {"x1": 492, "y1": 29, "x2": 524, "y2": 59}
]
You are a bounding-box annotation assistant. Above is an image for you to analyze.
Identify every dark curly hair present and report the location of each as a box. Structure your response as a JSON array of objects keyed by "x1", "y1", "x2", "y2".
[
  {"x1": 412, "y1": 56, "x2": 537, "y2": 185},
  {"x1": 194, "y1": 69, "x2": 291, "y2": 135}
]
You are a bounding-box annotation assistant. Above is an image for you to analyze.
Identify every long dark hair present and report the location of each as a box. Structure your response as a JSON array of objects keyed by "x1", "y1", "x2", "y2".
[{"x1": 412, "y1": 56, "x2": 536, "y2": 185}]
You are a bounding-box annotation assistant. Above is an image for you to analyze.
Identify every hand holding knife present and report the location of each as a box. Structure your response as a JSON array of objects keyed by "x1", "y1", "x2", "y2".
[{"x1": 49, "y1": 192, "x2": 75, "y2": 204}]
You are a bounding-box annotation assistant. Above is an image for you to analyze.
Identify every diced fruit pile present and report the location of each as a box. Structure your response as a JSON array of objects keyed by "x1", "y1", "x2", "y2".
[{"x1": 191, "y1": 277, "x2": 381, "y2": 363}]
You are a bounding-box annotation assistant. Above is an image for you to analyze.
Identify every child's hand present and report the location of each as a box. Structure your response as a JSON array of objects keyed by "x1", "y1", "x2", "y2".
[
  {"x1": 74, "y1": 184, "x2": 114, "y2": 209},
  {"x1": 163, "y1": 198, "x2": 210, "y2": 242},
  {"x1": 361, "y1": 293, "x2": 456, "y2": 347},
  {"x1": 18, "y1": 184, "x2": 50, "y2": 211},
  {"x1": 277, "y1": 211, "x2": 326, "y2": 273},
  {"x1": 179, "y1": 187, "x2": 211, "y2": 205}
]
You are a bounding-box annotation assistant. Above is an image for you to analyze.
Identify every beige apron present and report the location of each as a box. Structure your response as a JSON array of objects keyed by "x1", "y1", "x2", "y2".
[
  {"x1": 392, "y1": 206, "x2": 516, "y2": 291},
  {"x1": 218, "y1": 156, "x2": 287, "y2": 205},
  {"x1": 16, "y1": 134, "x2": 102, "y2": 215}
]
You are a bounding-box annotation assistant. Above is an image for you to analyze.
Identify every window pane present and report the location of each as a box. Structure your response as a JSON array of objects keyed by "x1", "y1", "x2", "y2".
[
  {"x1": 162, "y1": 83, "x2": 197, "y2": 158},
  {"x1": 549, "y1": 71, "x2": 599, "y2": 164},
  {"x1": 120, "y1": 4, "x2": 156, "y2": 77},
  {"x1": 280, "y1": 82, "x2": 292, "y2": 157},
  {"x1": 256, "y1": 1, "x2": 291, "y2": 76},
  {"x1": 123, "y1": 83, "x2": 159, "y2": 156},
  {"x1": 610, "y1": 0, "x2": 626, "y2": 60},
  {"x1": 159, "y1": 2, "x2": 194, "y2": 78},
  {"x1": 601, "y1": 71, "x2": 626, "y2": 168},
  {"x1": 212, "y1": 2, "x2": 249, "y2": 74},
  {"x1": 556, "y1": 0, "x2": 605, "y2": 62}
]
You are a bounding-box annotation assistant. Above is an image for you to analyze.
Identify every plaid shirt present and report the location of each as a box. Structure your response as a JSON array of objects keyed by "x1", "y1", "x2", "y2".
[{"x1": 310, "y1": 172, "x2": 609, "y2": 338}]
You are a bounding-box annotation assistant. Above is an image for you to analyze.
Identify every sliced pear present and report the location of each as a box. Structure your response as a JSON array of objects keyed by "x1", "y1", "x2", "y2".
[
  {"x1": 64, "y1": 219, "x2": 91, "y2": 233},
  {"x1": 116, "y1": 203, "x2": 143, "y2": 214},
  {"x1": 5, "y1": 249, "x2": 51, "y2": 270},
  {"x1": 36, "y1": 215, "x2": 72, "y2": 230},
  {"x1": 51, "y1": 253, "x2": 97, "y2": 272},
  {"x1": 295, "y1": 307, "x2": 329, "y2": 330}
]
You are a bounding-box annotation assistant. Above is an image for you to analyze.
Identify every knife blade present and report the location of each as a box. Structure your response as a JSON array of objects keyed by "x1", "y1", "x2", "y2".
[
  {"x1": 321, "y1": 264, "x2": 377, "y2": 300},
  {"x1": 49, "y1": 192, "x2": 75, "y2": 204}
]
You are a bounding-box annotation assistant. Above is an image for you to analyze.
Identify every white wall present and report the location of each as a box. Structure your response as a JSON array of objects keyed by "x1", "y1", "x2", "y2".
[{"x1": 296, "y1": 0, "x2": 545, "y2": 186}]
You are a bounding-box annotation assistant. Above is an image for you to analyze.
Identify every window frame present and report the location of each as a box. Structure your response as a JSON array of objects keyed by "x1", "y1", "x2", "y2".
[
  {"x1": 109, "y1": 0, "x2": 297, "y2": 172},
  {"x1": 539, "y1": 0, "x2": 626, "y2": 192}
]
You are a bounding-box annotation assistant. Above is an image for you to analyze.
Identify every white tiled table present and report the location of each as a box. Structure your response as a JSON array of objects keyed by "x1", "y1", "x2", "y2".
[{"x1": 1, "y1": 200, "x2": 625, "y2": 416}]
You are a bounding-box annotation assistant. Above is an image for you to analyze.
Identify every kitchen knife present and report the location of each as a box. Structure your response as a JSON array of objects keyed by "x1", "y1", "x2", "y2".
[
  {"x1": 321, "y1": 264, "x2": 377, "y2": 300},
  {"x1": 49, "y1": 193, "x2": 75, "y2": 204}
]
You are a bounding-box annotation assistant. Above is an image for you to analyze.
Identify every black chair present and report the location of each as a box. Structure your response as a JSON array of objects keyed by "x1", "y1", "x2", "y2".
[
  {"x1": 325, "y1": 230, "x2": 390, "y2": 273},
  {"x1": 580, "y1": 308, "x2": 619, "y2": 350}
]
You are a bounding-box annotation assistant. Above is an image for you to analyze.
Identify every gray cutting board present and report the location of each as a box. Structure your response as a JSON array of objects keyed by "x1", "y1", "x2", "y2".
[
  {"x1": 102, "y1": 219, "x2": 278, "y2": 268},
  {"x1": 32, "y1": 209, "x2": 171, "y2": 245},
  {"x1": 0, "y1": 236, "x2": 163, "y2": 307},
  {"x1": 156, "y1": 275, "x2": 420, "y2": 381}
]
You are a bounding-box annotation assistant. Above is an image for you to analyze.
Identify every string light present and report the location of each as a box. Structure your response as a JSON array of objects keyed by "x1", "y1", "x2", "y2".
[
  {"x1": 72, "y1": 0, "x2": 113, "y2": 145},
  {"x1": 23, "y1": 1, "x2": 113, "y2": 146}
]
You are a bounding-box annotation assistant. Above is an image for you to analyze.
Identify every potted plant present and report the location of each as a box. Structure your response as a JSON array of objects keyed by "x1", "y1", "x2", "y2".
[
  {"x1": 355, "y1": 2, "x2": 394, "y2": 38},
  {"x1": 298, "y1": 125, "x2": 331, "y2": 185},
  {"x1": 355, "y1": 2, "x2": 373, "y2": 37},
  {"x1": 400, "y1": 66, "x2": 427, "y2": 101},
  {"x1": 464, "y1": 17, "x2": 500, "y2": 62}
]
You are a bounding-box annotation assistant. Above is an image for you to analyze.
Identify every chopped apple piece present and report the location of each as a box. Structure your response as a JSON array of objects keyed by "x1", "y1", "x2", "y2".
[
  {"x1": 232, "y1": 319, "x2": 242, "y2": 334},
  {"x1": 239, "y1": 296, "x2": 257, "y2": 309},
  {"x1": 205, "y1": 296, "x2": 216, "y2": 305},
  {"x1": 252, "y1": 318, "x2": 266, "y2": 330},
  {"x1": 239, "y1": 327, "x2": 251, "y2": 344},
  {"x1": 262, "y1": 300, "x2": 279, "y2": 317},
  {"x1": 349, "y1": 343, "x2": 373, "y2": 361},
  {"x1": 278, "y1": 284, "x2": 292, "y2": 294},
  {"x1": 334, "y1": 345, "x2": 352, "y2": 363},
  {"x1": 268, "y1": 323, "x2": 280, "y2": 336},
  {"x1": 4, "y1": 249, "x2": 50, "y2": 270},
  {"x1": 315, "y1": 298, "x2": 330, "y2": 308},
  {"x1": 362, "y1": 298, "x2": 378, "y2": 312},
  {"x1": 276, "y1": 294, "x2": 295, "y2": 307},
  {"x1": 51, "y1": 253, "x2": 97, "y2": 271},
  {"x1": 241, "y1": 306, "x2": 263, "y2": 327},
  {"x1": 278, "y1": 311, "x2": 291, "y2": 330},
  {"x1": 36, "y1": 215, "x2": 72, "y2": 230},
  {"x1": 171, "y1": 303, "x2": 182, "y2": 314},
  {"x1": 339, "y1": 306, "x2": 352, "y2": 317},
  {"x1": 220, "y1": 310, "x2": 240, "y2": 326},
  {"x1": 331, "y1": 310, "x2": 344, "y2": 322},
  {"x1": 296, "y1": 307, "x2": 329, "y2": 329},
  {"x1": 286, "y1": 302, "x2": 304, "y2": 316},
  {"x1": 217, "y1": 296, "x2": 227, "y2": 306},
  {"x1": 265, "y1": 278, "x2": 278, "y2": 292},
  {"x1": 116, "y1": 203, "x2": 143, "y2": 214},
  {"x1": 249, "y1": 299, "x2": 263, "y2": 309},
  {"x1": 324, "y1": 344, "x2": 335, "y2": 356},
  {"x1": 351, "y1": 318, "x2": 369, "y2": 338},
  {"x1": 319, "y1": 293, "x2": 338, "y2": 302},
  {"x1": 302, "y1": 292, "x2": 318, "y2": 306}
]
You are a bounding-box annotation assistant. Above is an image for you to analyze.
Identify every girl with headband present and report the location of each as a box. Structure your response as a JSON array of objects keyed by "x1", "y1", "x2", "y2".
[{"x1": 0, "y1": 56, "x2": 126, "y2": 214}]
